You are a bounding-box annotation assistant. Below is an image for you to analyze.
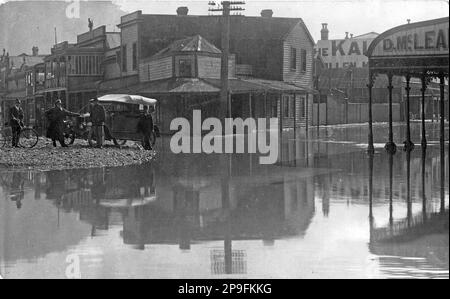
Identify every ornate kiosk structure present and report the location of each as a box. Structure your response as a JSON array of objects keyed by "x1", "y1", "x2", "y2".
[{"x1": 366, "y1": 17, "x2": 448, "y2": 154}]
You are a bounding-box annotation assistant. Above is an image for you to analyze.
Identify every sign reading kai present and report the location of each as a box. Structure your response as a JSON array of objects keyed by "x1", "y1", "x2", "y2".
[
  {"x1": 368, "y1": 17, "x2": 449, "y2": 57},
  {"x1": 316, "y1": 35, "x2": 377, "y2": 68}
]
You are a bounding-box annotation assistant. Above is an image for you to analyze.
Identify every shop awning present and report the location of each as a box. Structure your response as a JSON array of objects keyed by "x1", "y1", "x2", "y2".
[{"x1": 100, "y1": 77, "x2": 318, "y2": 97}]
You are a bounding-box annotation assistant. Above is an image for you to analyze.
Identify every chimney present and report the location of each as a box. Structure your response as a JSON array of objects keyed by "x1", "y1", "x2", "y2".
[
  {"x1": 177, "y1": 7, "x2": 189, "y2": 15},
  {"x1": 345, "y1": 32, "x2": 349, "y2": 39},
  {"x1": 261, "y1": 9, "x2": 273, "y2": 18},
  {"x1": 320, "y1": 23, "x2": 329, "y2": 40},
  {"x1": 350, "y1": 33, "x2": 354, "y2": 39},
  {"x1": 32, "y1": 46, "x2": 39, "y2": 56}
]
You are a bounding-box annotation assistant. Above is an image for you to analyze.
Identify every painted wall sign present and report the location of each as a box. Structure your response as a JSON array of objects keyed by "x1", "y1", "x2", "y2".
[
  {"x1": 316, "y1": 35, "x2": 377, "y2": 69},
  {"x1": 369, "y1": 19, "x2": 449, "y2": 57}
]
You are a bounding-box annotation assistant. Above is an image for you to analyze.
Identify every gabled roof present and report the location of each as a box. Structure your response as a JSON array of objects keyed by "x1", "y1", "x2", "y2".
[
  {"x1": 139, "y1": 14, "x2": 305, "y2": 41},
  {"x1": 152, "y1": 35, "x2": 221, "y2": 60},
  {"x1": 137, "y1": 14, "x2": 312, "y2": 57}
]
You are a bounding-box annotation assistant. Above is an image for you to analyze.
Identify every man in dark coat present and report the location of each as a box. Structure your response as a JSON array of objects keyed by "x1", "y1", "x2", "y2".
[
  {"x1": 9, "y1": 99, "x2": 24, "y2": 147},
  {"x1": 137, "y1": 105, "x2": 154, "y2": 150},
  {"x1": 45, "y1": 99, "x2": 79, "y2": 147},
  {"x1": 89, "y1": 98, "x2": 106, "y2": 148}
]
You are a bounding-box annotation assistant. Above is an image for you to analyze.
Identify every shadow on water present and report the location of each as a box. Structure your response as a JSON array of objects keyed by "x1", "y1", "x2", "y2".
[{"x1": 0, "y1": 122, "x2": 448, "y2": 278}]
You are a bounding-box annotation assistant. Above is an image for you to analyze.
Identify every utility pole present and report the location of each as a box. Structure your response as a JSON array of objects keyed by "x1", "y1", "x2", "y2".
[{"x1": 209, "y1": 1, "x2": 245, "y2": 119}]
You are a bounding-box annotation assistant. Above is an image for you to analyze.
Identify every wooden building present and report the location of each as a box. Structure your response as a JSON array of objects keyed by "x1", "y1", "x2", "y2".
[
  {"x1": 100, "y1": 34, "x2": 311, "y2": 134},
  {"x1": 99, "y1": 9, "x2": 317, "y2": 133}
]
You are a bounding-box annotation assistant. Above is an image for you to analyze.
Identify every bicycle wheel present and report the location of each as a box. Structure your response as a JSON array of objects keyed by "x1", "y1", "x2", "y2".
[{"x1": 18, "y1": 128, "x2": 39, "y2": 149}]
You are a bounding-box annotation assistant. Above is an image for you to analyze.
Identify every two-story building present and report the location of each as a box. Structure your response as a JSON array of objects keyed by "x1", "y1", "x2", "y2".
[
  {"x1": 99, "y1": 8, "x2": 317, "y2": 133},
  {"x1": 40, "y1": 25, "x2": 121, "y2": 115},
  {"x1": 0, "y1": 48, "x2": 46, "y2": 128}
]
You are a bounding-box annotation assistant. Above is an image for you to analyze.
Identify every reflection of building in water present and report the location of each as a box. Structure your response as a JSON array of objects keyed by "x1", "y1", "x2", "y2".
[
  {"x1": 38, "y1": 166, "x2": 157, "y2": 236},
  {"x1": 34, "y1": 153, "x2": 316, "y2": 251},
  {"x1": 0, "y1": 171, "x2": 36, "y2": 210},
  {"x1": 314, "y1": 149, "x2": 448, "y2": 206},
  {"x1": 0, "y1": 170, "x2": 93, "y2": 264},
  {"x1": 369, "y1": 209, "x2": 449, "y2": 278},
  {"x1": 120, "y1": 154, "x2": 315, "y2": 249}
]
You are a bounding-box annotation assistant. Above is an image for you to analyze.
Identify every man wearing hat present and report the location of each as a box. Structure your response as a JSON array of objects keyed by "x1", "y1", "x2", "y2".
[
  {"x1": 9, "y1": 99, "x2": 24, "y2": 147},
  {"x1": 89, "y1": 98, "x2": 106, "y2": 148},
  {"x1": 45, "y1": 99, "x2": 80, "y2": 147}
]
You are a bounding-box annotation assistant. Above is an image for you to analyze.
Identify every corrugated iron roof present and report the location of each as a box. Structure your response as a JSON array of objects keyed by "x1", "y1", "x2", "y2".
[
  {"x1": 151, "y1": 35, "x2": 222, "y2": 61},
  {"x1": 133, "y1": 78, "x2": 220, "y2": 94}
]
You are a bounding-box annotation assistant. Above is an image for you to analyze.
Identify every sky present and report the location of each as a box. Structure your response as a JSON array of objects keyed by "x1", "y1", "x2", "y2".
[
  {"x1": 112, "y1": 0, "x2": 449, "y2": 40},
  {"x1": 0, "y1": 0, "x2": 448, "y2": 41}
]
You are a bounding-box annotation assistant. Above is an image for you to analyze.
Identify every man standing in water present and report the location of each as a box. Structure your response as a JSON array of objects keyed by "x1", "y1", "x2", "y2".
[
  {"x1": 137, "y1": 105, "x2": 154, "y2": 150},
  {"x1": 89, "y1": 98, "x2": 106, "y2": 148},
  {"x1": 9, "y1": 99, "x2": 24, "y2": 147}
]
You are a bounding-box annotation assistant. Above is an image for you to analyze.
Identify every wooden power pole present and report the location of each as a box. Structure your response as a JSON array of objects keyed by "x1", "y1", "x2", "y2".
[{"x1": 209, "y1": 1, "x2": 245, "y2": 119}]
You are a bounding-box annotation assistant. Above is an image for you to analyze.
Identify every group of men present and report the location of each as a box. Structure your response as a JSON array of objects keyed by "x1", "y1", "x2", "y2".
[
  {"x1": 44, "y1": 98, "x2": 107, "y2": 148},
  {"x1": 8, "y1": 97, "x2": 155, "y2": 150}
]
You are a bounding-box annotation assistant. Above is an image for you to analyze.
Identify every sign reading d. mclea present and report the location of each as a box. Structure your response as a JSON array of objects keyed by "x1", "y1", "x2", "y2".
[{"x1": 371, "y1": 19, "x2": 449, "y2": 57}]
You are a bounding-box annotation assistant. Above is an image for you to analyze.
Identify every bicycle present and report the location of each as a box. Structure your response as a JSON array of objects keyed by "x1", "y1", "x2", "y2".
[{"x1": 0, "y1": 125, "x2": 40, "y2": 149}]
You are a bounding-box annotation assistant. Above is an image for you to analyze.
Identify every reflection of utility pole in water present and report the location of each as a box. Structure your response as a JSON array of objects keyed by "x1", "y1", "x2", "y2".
[
  {"x1": 221, "y1": 156, "x2": 232, "y2": 274},
  {"x1": 210, "y1": 154, "x2": 247, "y2": 275}
]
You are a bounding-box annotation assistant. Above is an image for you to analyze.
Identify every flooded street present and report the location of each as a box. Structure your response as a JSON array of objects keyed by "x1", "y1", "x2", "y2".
[{"x1": 0, "y1": 122, "x2": 448, "y2": 279}]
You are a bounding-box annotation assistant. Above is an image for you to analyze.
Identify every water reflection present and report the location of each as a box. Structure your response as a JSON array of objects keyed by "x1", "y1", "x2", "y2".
[
  {"x1": 0, "y1": 123, "x2": 448, "y2": 278},
  {"x1": 367, "y1": 146, "x2": 449, "y2": 279}
]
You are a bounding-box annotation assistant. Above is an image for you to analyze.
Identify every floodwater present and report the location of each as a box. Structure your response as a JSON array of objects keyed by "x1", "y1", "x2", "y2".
[{"x1": 0, "y1": 122, "x2": 448, "y2": 279}]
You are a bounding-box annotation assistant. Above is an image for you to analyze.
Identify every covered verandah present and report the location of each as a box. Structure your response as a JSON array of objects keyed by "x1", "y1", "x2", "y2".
[
  {"x1": 99, "y1": 77, "x2": 312, "y2": 135},
  {"x1": 366, "y1": 17, "x2": 449, "y2": 154},
  {"x1": 365, "y1": 17, "x2": 449, "y2": 216}
]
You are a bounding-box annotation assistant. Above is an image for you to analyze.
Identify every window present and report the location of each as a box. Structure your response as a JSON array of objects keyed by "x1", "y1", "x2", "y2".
[
  {"x1": 84, "y1": 56, "x2": 88, "y2": 74},
  {"x1": 76, "y1": 56, "x2": 81, "y2": 74},
  {"x1": 301, "y1": 49, "x2": 307, "y2": 72},
  {"x1": 132, "y1": 43, "x2": 137, "y2": 70},
  {"x1": 179, "y1": 59, "x2": 192, "y2": 77},
  {"x1": 298, "y1": 95, "x2": 306, "y2": 118},
  {"x1": 290, "y1": 47, "x2": 297, "y2": 70},
  {"x1": 289, "y1": 96, "x2": 295, "y2": 118},
  {"x1": 122, "y1": 45, "x2": 128, "y2": 72}
]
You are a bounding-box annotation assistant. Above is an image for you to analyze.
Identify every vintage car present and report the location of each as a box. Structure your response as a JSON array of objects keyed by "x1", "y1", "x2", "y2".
[
  {"x1": 98, "y1": 94, "x2": 158, "y2": 144},
  {"x1": 64, "y1": 94, "x2": 158, "y2": 147}
]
